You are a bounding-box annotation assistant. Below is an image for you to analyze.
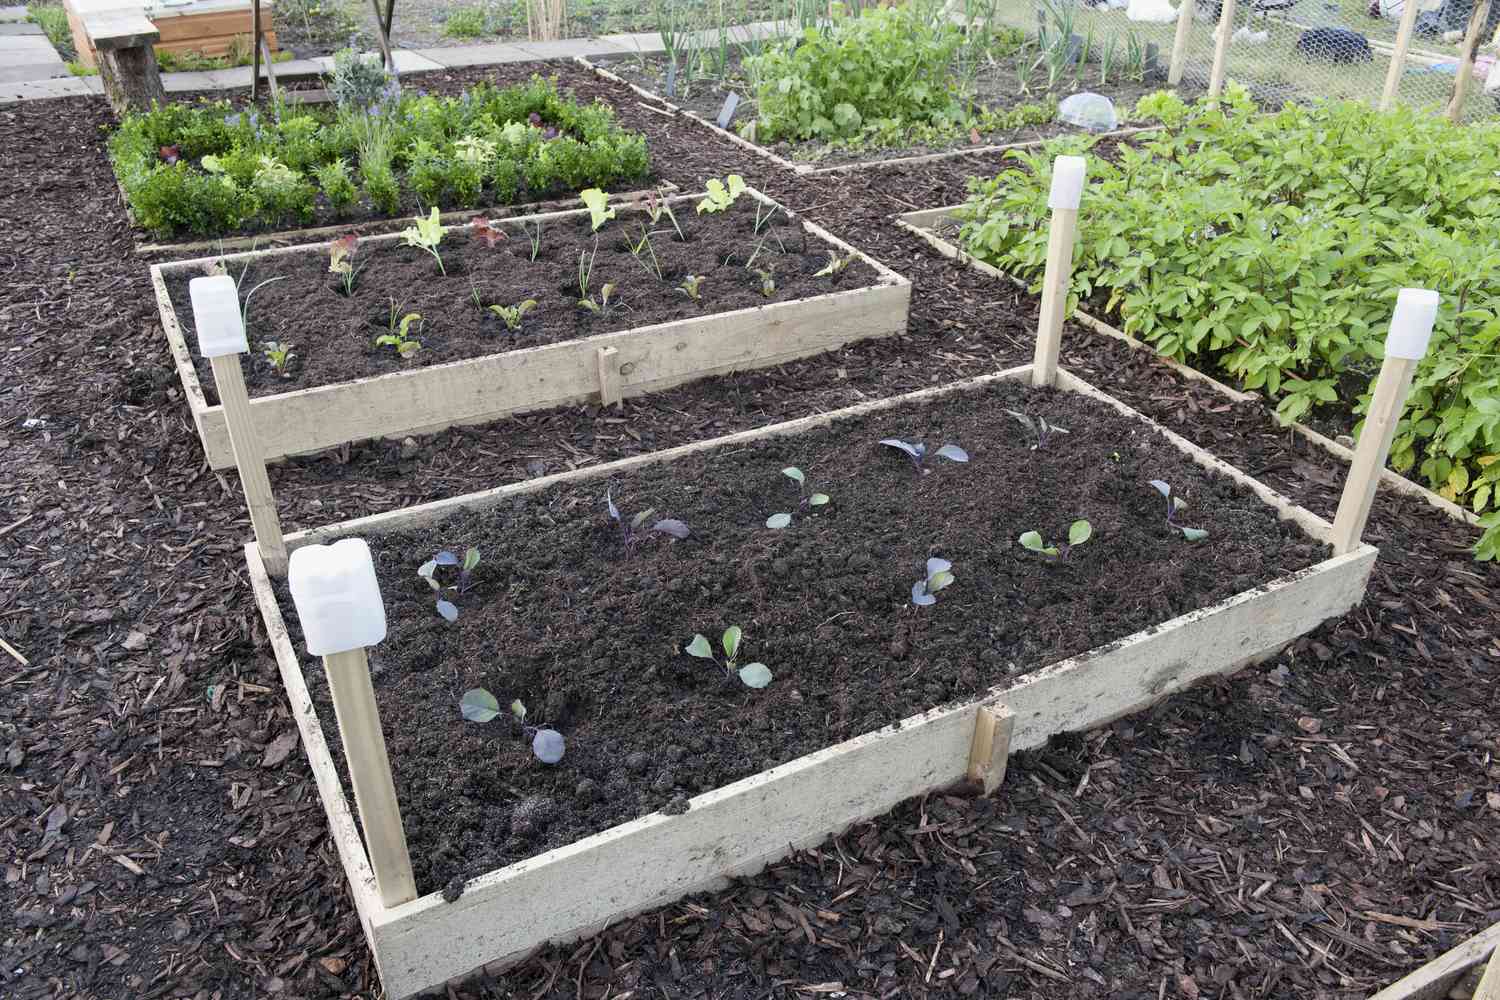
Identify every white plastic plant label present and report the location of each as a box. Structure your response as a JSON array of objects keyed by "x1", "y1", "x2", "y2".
[
  {"x1": 1048, "y1": 155, "x2": 1089, "y2": 211},
  {"x1": 1385, "y1": 288, "x2": 1439, "y2": 360},
  {"x1": 289, "y1": 538, "x2": 388, "y2": 656},
  {"x1": 188, "y1": 274, "x2": 249, "y2": 358}
]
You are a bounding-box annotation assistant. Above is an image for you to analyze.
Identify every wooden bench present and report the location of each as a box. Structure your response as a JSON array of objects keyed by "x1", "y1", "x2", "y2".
[{"x1": 83, "y1": 11, "x2": 165, "y2": 115}]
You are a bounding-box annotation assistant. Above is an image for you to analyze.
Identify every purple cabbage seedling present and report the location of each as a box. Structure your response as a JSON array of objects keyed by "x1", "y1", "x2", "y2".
[
  {"x1": 880, "y1": 439, "x2": 969, "y2": 474},
  {"x1": 1005, "y1": 409, "x2": 1069, "y2": 450},
  {"x1": 418, "y1": 547, "x2": 480, "y2": 621},
  {"x1": 1150, "y1": 481, "x2": 1208, "y2": 541},
  {"x1": 1019, "y1": 519, "x2": 1092, "y2": 558},
  {"x1": 459, "y1": 689, "x2": 566, "y2": 764},
  {"x1": 684, "y1": 626, "x2": 772, "y2": 689},
  {"x1": 911, "y1": 557, "x2": 955, "y2": 606},
  {"x1": 606, "y1": 489, "x2": 690, "y2": 551},
  {"x1": 765, "y1": 466, "x2": 829, "y2": 529}
]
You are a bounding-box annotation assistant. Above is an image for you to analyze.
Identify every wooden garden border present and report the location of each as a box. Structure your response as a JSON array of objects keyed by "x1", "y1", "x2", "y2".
[
  {"x1": 894, "y1": 206, "x2": 1483, "y2": 530},
  {"x1": 151, "y1": 187, "x2": 911, "y2": 469},
  {"x1": 247, "y1": 361, "x2": 1377, "y2": 999},
  {"x1": 1368, "y1": 920, "x2": 1500, "y2": 999},
  {"x1": 574, "y1": 55, "x2": 1162, "y2": 178}
]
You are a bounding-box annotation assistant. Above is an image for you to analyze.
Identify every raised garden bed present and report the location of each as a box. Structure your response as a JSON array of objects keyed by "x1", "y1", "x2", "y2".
[
  {"x1": 152, "y1": 186, "x2": 910, "y2": 468},
  {"x1": 247, "y1": 363, "x2": 1377, "y2": 999},
  {"x1": 894, "y1": 205, "x2": 1486, "y2": 534}
]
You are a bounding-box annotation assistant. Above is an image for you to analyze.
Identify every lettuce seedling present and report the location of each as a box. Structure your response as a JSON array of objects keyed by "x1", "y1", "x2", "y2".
[
  {"x1": 880, "y1": 439, "x2": 969, "y2": 473},
  {"x1": 375, "y1": 303, "x2": 423, "y2": 359},
  {"x1": 1019, "y1": 519, "x2": 1092, "y2": 558},
  {"x1": 1150, "y1": 480, "x2": 1208, "y2": 541},
  {"x1": 261, "y1": 341, "x2": 295, "y2": 377},
  {"x1": 470, "y1": 216, "x2": 508, "y2": 248},
  {"x1": 1006, "y1": 409, "x2": 1069, "y2": 450},
  {"x1": 328, "y1": 234, "x2": 367, "y2": 296},
  {"x1": 418, "y1": 547, "x2": 480, "y2": 621},
  {"x1": 580, "y1": 187, "x2": 615, "y2": 231},
  {"x1": 911, "y1": 557, "x2": 955, "y2": 606},
  {"x1": 579, "y1": 282, "x2": 618, "y2": 317},
  {"x1": 765, "y1": 466, "x2": 829, "y2": 529},
  {"x1": 606, "y1": 489, "x2": 689, "y2": 551},
  {"x1": 459, "y1": 689, "x2": 566, "y2": 764},
  {"x1": 684, "y1": 626, "x2": 772, "y2": 688},
  {"x1": 697, "y1": 174, "x2": 747, "y2": 214},
  {"x1": 489, "y1": 299, "x2": 537, "y2": 333},
  {"x1": 400, "y1": 207, "x2": 448, "y2": 276},
  {"x1": 677, "y1": 274, "x2": 705, "y2": 301}
]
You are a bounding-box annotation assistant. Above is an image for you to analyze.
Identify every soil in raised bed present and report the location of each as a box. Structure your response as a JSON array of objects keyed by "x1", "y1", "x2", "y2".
[
  {"x1": 593, "y1": 51, "x2": 1172, "y2": 167},
  {"x1": 275, "y1": 378, "x2": 1327, "y2": 895},
  {"x1": 166, "y1": 197, "x2": 878, "y2": 403}
]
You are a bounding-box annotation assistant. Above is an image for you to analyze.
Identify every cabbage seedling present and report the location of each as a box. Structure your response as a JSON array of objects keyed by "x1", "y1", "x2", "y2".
[
  {"x1": 911, "y1": 557, "x2": 955, "y2": 606},
  {"x1": 580, "y1": 187, "x2": 616, "y2": 231},
  {"x1": 1150, "y1": 480, "x2": 1208, "y2": 541},
  {"x1": 400, "y1": 207, "x2": 448, "y2": 276},
  {"x1": 880, "y1": 439, "x2": 969, "y2": 473},
  {"x1": 328, "y1": 234, "x2": 367, "y2": 296},
  {"x1": 684, "y1": 626, "x2": 772, "y2": 688},
  {"x1": 579, "y1": 282, "x2": 618, "y2": 317},
  {"x1": 1005, "y1": 410, "x2": 1069, "y2": 450},
  {"x1": 1019, "y1": 519, "x2": 1092, "y2": 558},
  {"x1": 459, "y1": 689, "x2": 566, "y2": 764},
  {"x1": 489, "y1": 299, "x2": 537, "y2": 333},
  {"x1": 765, "y1": 466, "x2": 829, "y2": 529},
  {"x1": 261, "y1": 341, "x2": 295, "y2": 377},
  {"x1": 606, "y1": 489, "x2": 689, "y2": 551},
  {"x1": 418, "y1": 547, "x2": 480, "y2": 621}
]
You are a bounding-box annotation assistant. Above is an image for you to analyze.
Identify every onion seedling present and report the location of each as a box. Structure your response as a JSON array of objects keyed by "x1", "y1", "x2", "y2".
[
  {"x1": 684, "y1": 626, "x2": 773, "y2": 689},
  {"x1": 418, "y1": 547, "x2": 480, "y2": 621},
  {"x1": 880, "y1": 439, "x2": 969, "y2": 473},
  {"x1": 765, "y1": 466, "x2": 830, "y2": 528},
  {"x1": 911, "y1": 557, "x2": 955, "y2": 606},
  {"x1": 626, "y1": 224, "x2": 663, "y2": 281},
  {"x1": 606, "y1": 489, "x2": 689, "y2": 551},
  {"x1": 1150, "y1": 480, "x2": 1208, "y2": 541},
  {"x1": 814, "y1": 251, "x2": 856, "y2": 281},
  {"x1": 1019, "y1": 519, "x2": 1092, "y2": 558},
  {"x1": 459, "y1": 690, "x2": 566, "y2": 764}
]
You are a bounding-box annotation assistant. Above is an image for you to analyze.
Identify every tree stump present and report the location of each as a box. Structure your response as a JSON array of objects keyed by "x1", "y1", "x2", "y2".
[{"x1": 85, "y1": 14, "x2": 164, "y2": 117}]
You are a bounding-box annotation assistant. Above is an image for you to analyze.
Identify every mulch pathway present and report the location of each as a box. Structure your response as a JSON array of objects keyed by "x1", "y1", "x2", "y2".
[{"x1": 1, "y1": 62, "x2": 1496, "y2": 1000}]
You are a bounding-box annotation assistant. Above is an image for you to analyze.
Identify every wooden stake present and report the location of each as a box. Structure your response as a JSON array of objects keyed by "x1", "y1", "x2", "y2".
[
  {"x1": 323, "y1": 647, "x2": 418, "y2": 908},
  {"x1": 1329, "y1": 355, "x2": 1418, "y2": 555},
  {"x1": 1446, "y1": 0, "x2": 1491, "y2": 121},
  {"x1": 1207, "y1": 0, "x2": 1237, "y2": 101},
  {"x1": 250, "y1": 0, "x2": 261, "y2": 101},
  {"x1": 1168, "y1": 0, "x2": 1195, "y2": 87},
  {"x1": 1380, "y1": 0, "x2": 1422, "y2": 110},
  {"x1": 208, "y1": 353, "x2": 288, "y2": 576},
  {"x1": 966, "y1": 703, "x2": 1015, "y2": 796},
  {"x1": 1476, "y1": 945, "x2": 1500, "y2": 1000},
  {"x1": 596, "y1": 346, "x2": 622, "y2": 408},
  {"x1": 1032, "y1": 207, "x2": 1078, "y2": 388}
]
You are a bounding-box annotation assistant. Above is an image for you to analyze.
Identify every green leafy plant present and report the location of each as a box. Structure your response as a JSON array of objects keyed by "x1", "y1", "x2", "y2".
[
  {"x1": 684, "y1": 626, "x2": 773, "y2": 689},
  {"x1": 444, "y1": 5, "x2": 488, "y2": 37},
  {"x1": 580, "y1": 187, "x2": 616, "y2": 231},
  {"x1": 460, "y1": 690, "x2": 566, "y2": 764},
  {"x1": 488, "y1": 299, "x2": 537, "y2": 332},
  {"x1": 911, "y1": 556, "x2": 954, "y2": 606},
  {"x1": 697, "y1": 174, "x2": 746, "y2": 214},
  {"x1": 400, "y1": 207, "x2": 448, "y2": 275},
  {"x1": 676, "y1": 274, "x2": 705, "y2": 301},
  {"x1": 1005, "y1": 409, "x2": 1068, "y2": 451},
  {"x1": 313, "y1": 159, "x2": 357, "y2": 214},
  {"x1": 579, "y1": 282, "x2": 618, "y2": 317},
  {"x1": 327, "y1": 234, "x2": 366, "y2": 296},
  {"x1": 765, "y1": 466, "x2": 829, "y2": 528},
  {"x1": 1019, "y1": 519, "x2": 1092, "y2": 558},
  {"x1": 376, "y1": 304, "x2": 423, "y2": 359},
  {"x1": 261, "y1": 341, "x2": 296, "y2": 377}
]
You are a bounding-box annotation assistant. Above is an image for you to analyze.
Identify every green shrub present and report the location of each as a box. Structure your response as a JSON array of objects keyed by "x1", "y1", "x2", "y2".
[
  {"x1": 958, "y1": 89, "x2": 1500, "y2": 559},
  {"x1": 443, "y1": 6, "x2": 488, "y2": 38},
  {"x1": 313, "y1": 159, "x2": 357, "y2": 213},
  {"x1": 27, "y1": 3, "x2": 75, "y2": 61}
]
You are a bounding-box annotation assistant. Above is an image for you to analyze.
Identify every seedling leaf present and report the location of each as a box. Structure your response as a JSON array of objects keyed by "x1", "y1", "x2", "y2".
[
  {"x1": 926, "y1": 557, "x2": 951, "y2": 577},
  {"x1": 605, "y1": 489, "x2": 620, "y2": 521},
  {"x1": 809, "y1": 493, "x2": 830, "y2": 506},
  {"x1": 782, "y1": 467, "x2": 805, "y2": 484},
  {"x1": 880, "y1": 438, "x2": 920, "y2": 459},
  {"x1": 511, "y1": 698, "x2": 527, "y2": 721},
  {"x1": 1068, "y1": 519, "x2": 1093, "y2": 545},
  {"x1": 927, "y1": 570, "x2": 955, "y2": 592},
  {"x1": 738, "y1": 662, "x2": 773, "y2": 688},
  {"x1": 1181, "y1": 526, "x2": 1209, "y2": 541},
  {"x1": 652, "y1": 518, "x2": 690, "y2": 539},
  {"x1": 435, "y1": 551, "x2": 459, "y2": 566},
  {"x1": 532, "y1": 728, "x2": 566, "y2": 764},
  {"x1": 722, "y1": 625, "x2": 742, "y2": 661},
  {"x1": 436, "y1": 599, "x2": 459, "y2": 622},
  {"x1": 1019, "y1": 531, "x2": 1045, "y2": 552},
  {"x1": 460, "y1": 688, "x2": 499, "y2": 723},
  {"x1": 462, "y1": 547, "x2": 481, "y2": 571},
  {"x1": 685, "y1": 634, "x2": 713, "y2": 659},
  {"x1": 936, "y1": 444, "x2": 969, "y2": 463},
  {"x1": 1149, "y1": 480, "x2": 1172, "y2": 499},
  {"x1": 911, "y1": 581, "x2": 937, "y2": 606},
  {"x1": 766, "y1": 513, "x2": 792, "y2": 529}
]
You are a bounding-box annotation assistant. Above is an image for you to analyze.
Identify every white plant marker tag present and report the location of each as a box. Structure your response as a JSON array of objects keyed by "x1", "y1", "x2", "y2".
[{"x1": 717, "y1": 91, "x2": 740, "y2": 128}]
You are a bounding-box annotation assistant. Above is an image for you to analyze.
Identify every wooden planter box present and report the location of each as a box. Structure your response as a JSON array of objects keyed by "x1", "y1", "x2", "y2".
[
  {"x1": 66, "y1": 0, "x2": 277, "y2": 70},
  {"x1": 895, "y1": 205, "x2": 1483, "y2": 531},
  {"x1": 151, "y1": 188, "x2": 910, "y2": 470},
  {"x1": 1367, "y1": 920, "x2": 1500, "y2": 999},
  {"x1": 246, "y1": 362, "x2": 1377, "y2": 999}
]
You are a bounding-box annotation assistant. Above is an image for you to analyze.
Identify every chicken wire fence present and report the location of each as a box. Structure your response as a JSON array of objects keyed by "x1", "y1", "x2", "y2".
[{"x1": 985, "y1": 0, "x2": 1500, "y2": 120}]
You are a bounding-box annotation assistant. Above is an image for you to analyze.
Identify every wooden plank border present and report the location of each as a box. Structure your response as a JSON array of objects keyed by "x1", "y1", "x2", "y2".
[
  {"x1": 1367, "y1": 921, "x2": 1500, "y2": 1000},
  {"x1": 152, "y1": 187, "x2": 911, "y2": 469},
  {"x1": 572, "y1": 55, "x2": 1162, "y2": 178},
  {"x1": 894, "y1": 206, "x2": 1482, "y2": 530},
  {"x1": 249, "y1": 362, "x2": 1376, "y2": 999}
]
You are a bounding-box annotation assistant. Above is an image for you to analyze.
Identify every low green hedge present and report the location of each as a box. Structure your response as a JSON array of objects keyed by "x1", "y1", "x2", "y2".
[
  {"x1": 957, "y1": 88, "x2": 1500, "y2": 559},
  {"x1": 108, "y1": 76, "x2": 650, "y2": 237}
]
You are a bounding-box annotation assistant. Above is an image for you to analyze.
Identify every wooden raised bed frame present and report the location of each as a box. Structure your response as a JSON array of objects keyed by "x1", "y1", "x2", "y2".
[
  {"x1": 247, "y1": 362, "x2": 1377, "y2": 999},
  {"x1": 151, "y1": 187, "x2": 911, "y2": 469},
  {"x1": 895, "y1": 206, "x2": 1485, "y2": 531}
]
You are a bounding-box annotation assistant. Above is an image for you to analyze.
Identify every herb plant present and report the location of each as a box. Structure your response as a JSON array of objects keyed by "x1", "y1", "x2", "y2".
[
  {"x1": 910, "y1": 557, "x2": 955, "y2": 606},
  {"x1": 765, "y1": 467, "x2": 829, "y2": 529},
  {"x1": 400, "y1": 207, "x2": 448, "y2": 276},
  {"x1": 697, "y1": 174, "x2": 746, "y2": 214},
  {"x1": 1149, "y1": 481, "x2": 1208, "y2": 541},
  {"x1": 261, "y1": 341, "x2": 295, "y2": 377},
  {"x1": 459, "y1": 690, "x2": 566, "y2": 764},
  {"x1": 488, "y1": 300, "x2": 537, "y2": 332},
  {"x1": 1019, "y1": 519, "x2": 1092, "y2": 558},
  {"x1": 606, "y1": 489, "x2": 689, "y2": 550},
  {"x1": 880, "y1": 439, "x2": 969, "y2": 473},
  {"x1": 327, "y1": 234, "x2": 366, "y2": 296},
  {"x1": 684, "y1": 626, "x2": 773, "y2": 689},
  {"x1": 419, "y1": 547, "x2": 481, "y2": 621}
]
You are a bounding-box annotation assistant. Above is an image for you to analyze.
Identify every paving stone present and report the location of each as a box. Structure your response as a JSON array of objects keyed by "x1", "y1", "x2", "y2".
[
  {"x1": 411, "y1": 42, "x2": 540, "y2": 67},
  {"x1": 0, "y1": 75, "x2": 95, "y2": 102},
  {"x1": 0, "y1": 20, "x2": 44, "y2": 33},
  {"x1": 0, "y1": 5, "x2": 29, "y2": 21}
]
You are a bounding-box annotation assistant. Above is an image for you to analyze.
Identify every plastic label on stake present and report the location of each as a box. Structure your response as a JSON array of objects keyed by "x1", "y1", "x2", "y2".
[
  {"x1": 717, "y1": 91, "x2": 740, "y2": 129},
  {"x1": 289, "y1": 538, "x2": 388, "y2": 656},
  {"x1": 189, "y1": 274, "x2": 249, "y2": 358},
  {"x1": 1048, "y1": 155, "x2": 1089, "y2": 211},
  {"x1": 1385, "y1": 288, "x2": 1439, "y2": 360}
]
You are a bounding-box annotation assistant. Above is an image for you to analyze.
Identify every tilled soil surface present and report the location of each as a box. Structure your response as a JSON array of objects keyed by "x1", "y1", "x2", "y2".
[{"x1": 2, "y1": 60, "x2": 1497, "y2": 1000}]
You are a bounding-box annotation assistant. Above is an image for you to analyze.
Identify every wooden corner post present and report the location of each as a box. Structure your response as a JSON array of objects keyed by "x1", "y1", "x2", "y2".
[
  {"x1": 966, "y1": 702, "x2": 1015, "y2": 796},
  {"x1": 1380, "y1": 0, "x2": 1422, "y2": 110},
  {"x1": 1033, "y1": 155, "x2": 1087, "y2": 389},
  {"x1": 189, "y1": 275, "x2": 288, "y2": 577},
  {"x1": 1329, "y1": 288, "x2": 1439, "y2": 555},
  {"x1": 1446, "y1": 0, "x2": 1492, "y2": 121},
  {"x1": 1207, "y1": 0, "x2": 1237, "y2": 101},
  {"x1": 289, "y1": 538, "x2": 418, "y2": 908},
  {"x1": 1168, "y1": 0, "x2": 1195, "y2": 87}
]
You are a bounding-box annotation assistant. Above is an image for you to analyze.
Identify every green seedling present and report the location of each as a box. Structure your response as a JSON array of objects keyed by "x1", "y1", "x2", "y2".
[
  {"x1": 641, "y1": 187, "x2": 684, "y2": 240},
  {"x1": 489, "y1": 299, "x2": 537, "y2": 332},
  {"x1": 765, "y1": 466, "x2": 829, "y2": 529},
  {"x1": 261, "y1": 341, "x2": 295, "y2": 377},
  {"x1": 328, "y1": 234, "x2": 367, "y2": 296},
  {"x1": 752, "y1": 267, "x2": 775, "y2": 297},
  {"x1": 814, "y1": 250, "x2": 856, "y2": 280},
  {"x1": 459, "y1": 690, "x2": 566, "y2": 764},
  {"x1": 1150, "y1": 480, "x2": 1209, "y2": 541},
  {"x1": 676, "y1": 274, "x2": 705, "y2": 301},
  {"x1": 376, "y1": 302, "x2": 423, "y2": 359},
  {"x1": 1019, "y1": 519, "x2": 1092, "y2": 558},
  {"x1": 697, "y1": 174, "x2": 746, "y2": 214},
  {"x1": 522, "y1": 219, "x2": 543, "y2": 261},
  {"x1": 400, "y1": 207, "x2": 448, "y2": 276},
  {"x1": 580, "y1": 187, "x2": 615, "y2": 231},
  {"x1": 911, "y1": 557, "x2": 955, "y2": 606},
  {"x1": 684, "y1": 626, "x2": 773, "y2": 689},
  {"x1": 418, "y1": 547, "x2": 480, "y2": 620},
  {"x1": 626, "y1": 224, "x2": 663, "y2": 281},
  {"x1": 579, "y1": 282, "x2": 618, "y2": 317}
]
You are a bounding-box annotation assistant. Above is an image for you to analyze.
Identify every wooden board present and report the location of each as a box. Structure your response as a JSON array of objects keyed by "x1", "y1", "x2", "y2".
[
  {"x1": 151, "y1": 188, "x2": 911, "y2": 469},
  {"x1": 894, "y1": 206, "x2": 1483, "y2": 531},
  {"x1": 66, "y1": 0, "x2": 272, "y2": 67},
  {"x1": 248, "y1": 362, "x2": 1376, "y2": 999},
  {"x1": 1367, "y1": 921, "x2": 1500, "y2": 1000}
]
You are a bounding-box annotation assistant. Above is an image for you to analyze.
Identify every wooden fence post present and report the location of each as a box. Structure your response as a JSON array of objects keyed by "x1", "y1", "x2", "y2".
[
  {"x1": 1330, "y1": 289, "x2": 1439, "y2": 555},
  {"x1": 189, "y1": 275, "x2": 288, "y2": 577},
  {"x1": 1207, "y1": 0, "x2": 1237, "y2": 101},
  {"x1": 1380, "y1": 0, "x2": 1422, "y2": 110},
  {"x1": 289, "y1": 538, "x2": 418, "y2": 908},
  {"x1": 1168, "y1": 0, "x2": 1195, "y2": 87},
  {"x1": 1033, "y1": 156, "x2": 1087, "y2": 389},
  {"x1": 1446, "y1": 0, "x2": 1492, "y2": 121}
]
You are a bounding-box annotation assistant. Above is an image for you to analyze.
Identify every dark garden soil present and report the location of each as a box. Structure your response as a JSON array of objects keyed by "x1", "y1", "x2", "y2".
[
  {"x1": 592, "y1": 51, "x2": 1174, "y2": 167},
  {"x1": 276, "y1": 378, "x2": 1324, "y2": 895},
  {"x1": 166, "y1": 198, "x2": 879, "y2": 401},
  {"x1": 3, "y1": 58, "x2": 1498, "y2": 1000}
]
